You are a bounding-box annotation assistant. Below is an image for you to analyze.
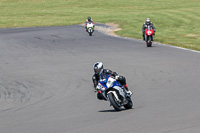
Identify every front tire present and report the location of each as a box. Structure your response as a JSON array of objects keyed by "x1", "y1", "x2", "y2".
[
  {"x1": 149, "y1": 36, "x2": 152, "y2": 47},
  {"x1": 149, "y1": 41, "x2": 152, "y2": 47},
  {"x1": 146, "y1": 36, "x2": 152, "y2": 47},
  {"x1": 108, "y1": 93, "x2": 121, "y2": 111},
  {"x1": 123, "y1": 97, "x2": 133, "y2": 109}
]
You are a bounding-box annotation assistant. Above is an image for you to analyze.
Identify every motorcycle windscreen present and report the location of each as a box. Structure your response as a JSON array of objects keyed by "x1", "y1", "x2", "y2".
[{"x1": 147, "y1": 25, "x2": 151, "y2": 30}]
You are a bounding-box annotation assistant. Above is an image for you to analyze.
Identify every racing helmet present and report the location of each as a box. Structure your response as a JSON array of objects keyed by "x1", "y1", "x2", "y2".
[
  {"x1": 93, "y1": 62, "x2": 103, "y2": 75},
  {"x1": 146, "y1": 18, "x2": 151, "y2": 24},
  {"x1": 87, "y1": 17, "x2": 91, "y2": 22}
]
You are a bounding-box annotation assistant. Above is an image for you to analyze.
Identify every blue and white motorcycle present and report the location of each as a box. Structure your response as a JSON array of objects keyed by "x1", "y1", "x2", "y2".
[{"x1": 96, "y1": 75, "x2": 133, "y2": 111}]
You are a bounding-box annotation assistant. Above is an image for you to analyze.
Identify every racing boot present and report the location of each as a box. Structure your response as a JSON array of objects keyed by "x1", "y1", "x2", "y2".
[
  {"x1": 97, "y1": 90, "x2": 105, "y2": 100},
  {"x1": 143, "y1": 34, "x2": 145, "y2": 41},
  {"x1": 85, "y1": 26, "x2": 88, "y2": 32}
]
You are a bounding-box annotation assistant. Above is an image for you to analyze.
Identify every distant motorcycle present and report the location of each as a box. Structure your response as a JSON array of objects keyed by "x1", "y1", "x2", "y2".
[
  {"x1": 96, "y1": 75, "x2": 133, "y2": 111},
  {"x1": 145, "y1": 25, "x2": 154, "y2": 47},
  {"x1": 86, "y1": 22, "x2": 94, "y2": 36}
]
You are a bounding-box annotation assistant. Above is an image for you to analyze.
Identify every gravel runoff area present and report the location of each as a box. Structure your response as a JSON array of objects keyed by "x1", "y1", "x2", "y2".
[{"x1": 81, "y1": 22, "x2": 121, "y2": 37}]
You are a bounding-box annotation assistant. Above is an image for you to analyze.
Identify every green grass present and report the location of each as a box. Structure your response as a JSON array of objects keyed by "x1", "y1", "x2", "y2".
[{"x1": 0, "y1": 0, "x2": 200, "y2": 50}]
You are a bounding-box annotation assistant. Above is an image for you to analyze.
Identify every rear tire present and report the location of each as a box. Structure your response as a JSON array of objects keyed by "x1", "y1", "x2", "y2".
[
  {"x1": 89, "y1": 32, "x2": 92, "y2": 36},
  {"x1": 108, "y1": 93, "x2": 121, "y2": 111}
]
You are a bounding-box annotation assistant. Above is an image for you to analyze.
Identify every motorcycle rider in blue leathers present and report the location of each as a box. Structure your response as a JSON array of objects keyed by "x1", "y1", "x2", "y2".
[{"x1": 92, "y1": 62, "x2": 132, "y2": 100}]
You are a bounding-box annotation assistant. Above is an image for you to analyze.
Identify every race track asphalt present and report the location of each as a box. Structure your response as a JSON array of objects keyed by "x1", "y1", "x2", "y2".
[{"x1": 0, "y1": 25, "x2": 200, "y2": 133}]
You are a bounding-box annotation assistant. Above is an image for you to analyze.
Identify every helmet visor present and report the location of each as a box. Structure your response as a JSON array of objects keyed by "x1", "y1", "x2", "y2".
[
  {"x1": 146, "y1": 18, "x2": 150, "y2": 24},
  {"x1": 94, "y1": 68, "x2": 101, "y2": 74}
]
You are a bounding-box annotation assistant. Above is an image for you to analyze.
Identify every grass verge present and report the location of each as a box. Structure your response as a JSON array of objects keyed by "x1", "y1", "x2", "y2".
[{"x1": 0, "y1": 0, "x2": 200, "y2": 50}]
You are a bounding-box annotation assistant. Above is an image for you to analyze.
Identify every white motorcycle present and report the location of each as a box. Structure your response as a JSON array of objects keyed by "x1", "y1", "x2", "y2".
[{"x1": 86, "y1": 22, "x2": 94, "y2": 36}]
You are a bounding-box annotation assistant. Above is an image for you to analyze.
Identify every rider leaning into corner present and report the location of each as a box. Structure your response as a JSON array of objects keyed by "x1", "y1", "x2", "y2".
[
  {"x1": 142, "y1": 18, "x2": 156, "y2": 41},
  {"x1": 85, "y1": 16, "x2": 95, "y2": 31},
  {"x1": 92, "y1": 62, "x2": 132, "y2": 100}
]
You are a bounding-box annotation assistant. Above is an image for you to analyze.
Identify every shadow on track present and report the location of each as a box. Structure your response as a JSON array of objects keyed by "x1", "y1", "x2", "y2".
[{"x1": 98, "y1": 108, "x2": 134, "y2": 113}]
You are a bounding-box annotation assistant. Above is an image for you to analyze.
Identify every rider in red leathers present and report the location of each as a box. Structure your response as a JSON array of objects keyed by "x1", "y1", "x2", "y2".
[{"x1": 142, "y1": 18, "x2": 156, "y2": 41}]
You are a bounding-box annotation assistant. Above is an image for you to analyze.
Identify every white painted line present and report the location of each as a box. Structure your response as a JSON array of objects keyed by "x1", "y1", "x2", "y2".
[{"x1": 156, "y1": 43, "x2": 200, "y2": 53}]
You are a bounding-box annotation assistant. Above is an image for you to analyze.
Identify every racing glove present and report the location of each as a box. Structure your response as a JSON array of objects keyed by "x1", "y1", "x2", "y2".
[{"x1": 115, "y1": 75, "x2": 120, "y2": 80}]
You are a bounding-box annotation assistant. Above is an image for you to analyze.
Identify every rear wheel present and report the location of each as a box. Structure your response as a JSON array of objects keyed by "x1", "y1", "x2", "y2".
[
  {"x1": 89, "y1": 32, "x2": 92, "y2": 36},
  {"x1": 108, "y1": 93, "x2": 121, "y2": 111}
]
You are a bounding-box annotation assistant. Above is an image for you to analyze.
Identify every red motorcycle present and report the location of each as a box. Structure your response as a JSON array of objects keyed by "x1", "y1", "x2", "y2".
[{"x1": 145, "y1": 25, "x2": 154, "y2": 47}]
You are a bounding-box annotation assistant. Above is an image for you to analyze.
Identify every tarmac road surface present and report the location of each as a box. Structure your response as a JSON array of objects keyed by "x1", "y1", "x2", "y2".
[{"x1": 0, "y1": 25, "x2": 200, "y2": 133}]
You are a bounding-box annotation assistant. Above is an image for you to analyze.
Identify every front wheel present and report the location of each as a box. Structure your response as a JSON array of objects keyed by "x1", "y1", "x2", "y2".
[
  {"x1": 89, "y1": 32, "x2": 92, "y2": 36},
  {"x1": 146, "y1": 37, "x2": 152, "y2": 47},
  {"x1": 123, "y1": 97, "x2": 133, "y2": 109},
  {"x1": 108, "y1": 93, "x2": 121, "y2": 111},
  {"x1": 149, "y1": 36, "x2": 152, "y2": 47},
  {"x1": 147, "y1": 41, "x2": 152, "y2": 47}
]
